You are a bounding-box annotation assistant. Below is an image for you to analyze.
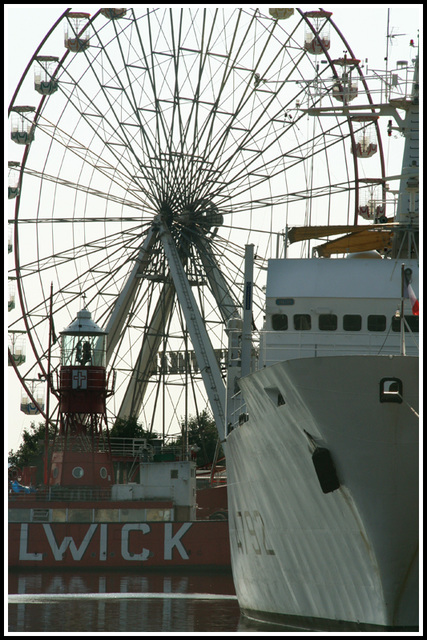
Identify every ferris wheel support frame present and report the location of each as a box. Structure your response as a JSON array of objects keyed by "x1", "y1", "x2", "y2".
[
  {"x1": 193, "y1": 236, "x2": 241, "y2": 326},
  {"x1": 116, "y1": 275, "x2": 176, "y2": 421},
  {"x1": 104, "y1": 226, "x2": 158, "y2": 363},
  {"x1": 156, "y1": 217, "x2": 226, "y2": 441},
  {"x1": 112, "y1": 225, "x2": 241, "y2": 422}
]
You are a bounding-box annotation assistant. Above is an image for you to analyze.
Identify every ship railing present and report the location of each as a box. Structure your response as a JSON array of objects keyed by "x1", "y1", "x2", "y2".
[
  {"x1": 227, "y1": 392, "x2": 248, "y2": 434},
  {"x1": 51, "y1": 434, "x2": 111, "y2": 453},
  {"x1": 367, "y1": 56, "x2": 418, "y2": 103},
  {"x1": 50, "y1": 436, "x2": 151, "y2": 456},
  {"x1": 109, "y1": 437, "x2": 152, "y2": 457},
  {"x1": 9, "y1": 485, "x2": 181, "y2": 503},
  {"x1": 108, "y1": 437, "x2": 184, "y2": 461},
  {"x1": 50, "y1": 436, "x2": 184, "y2": 460},
  {"x1": 8, "y1": 486, "x2": 113, "y2": 502},
  {"x1": 259, "y1": 330, "x2": 418, "y2": 367}
]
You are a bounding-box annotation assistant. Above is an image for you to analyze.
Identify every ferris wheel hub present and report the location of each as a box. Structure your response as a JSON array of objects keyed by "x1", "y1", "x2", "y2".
[
  {"x1": 156, "y1": 198, "x2": 223, "y2": 235},
  {"x1": 180, "y1": 200, "x2": 223, "y2": 231}
]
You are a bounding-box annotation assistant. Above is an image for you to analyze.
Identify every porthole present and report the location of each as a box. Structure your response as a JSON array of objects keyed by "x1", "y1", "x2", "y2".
[
  {"x1": 379, "y1": 378, "x2": 403, "y2": 403},
  {"x1": 100, "y1": 467, "x2": 107, "y2": 479},
  {"x1": 72, "y1": 466, "x2": 84, "y2": 479},
  {"x1": 52, "y1": 467, "x2": 58, "y2": 479}
]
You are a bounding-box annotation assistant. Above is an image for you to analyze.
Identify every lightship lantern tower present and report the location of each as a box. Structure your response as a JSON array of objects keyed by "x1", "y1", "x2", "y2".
[{"x1": 50, "y1": 307, "x2": 115, "y2": 488}]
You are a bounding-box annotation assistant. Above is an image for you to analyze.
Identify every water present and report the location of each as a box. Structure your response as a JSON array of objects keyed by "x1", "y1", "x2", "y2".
[{"x1": 7, "y1": 570, "x2": 284, "y2": 633}]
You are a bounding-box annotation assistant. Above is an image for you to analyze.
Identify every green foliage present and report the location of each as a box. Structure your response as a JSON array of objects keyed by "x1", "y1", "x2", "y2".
[
  {"x1": 177, "y1": 410, "x2": 223, "y2": 467},
  {"x1": 109, "y1": 416, "x2": 159, "y2": 442},
  {"x1": 108, "y1": 413, "x2": 222, "y2": 467},
  {"x1": 8, "y1": 421, "x2": 55, "y2": 469}
]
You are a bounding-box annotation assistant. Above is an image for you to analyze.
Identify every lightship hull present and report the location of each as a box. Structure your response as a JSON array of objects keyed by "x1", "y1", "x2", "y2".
[
  {"x1": 226, "y1": 355, "x2": 418, "y2": 630},
  {"x1": 9, "y1": 519, "x2": 230, "y2": 570}
]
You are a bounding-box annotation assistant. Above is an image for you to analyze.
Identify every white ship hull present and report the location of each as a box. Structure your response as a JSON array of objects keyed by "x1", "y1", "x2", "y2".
[{"x1": 226, "y1": 354, "x2": 418, "y2": 630}]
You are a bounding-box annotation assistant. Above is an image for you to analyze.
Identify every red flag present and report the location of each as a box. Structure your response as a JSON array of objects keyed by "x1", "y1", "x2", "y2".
[
  {"x1": 407, "y1": 283, "x2": 419, "y2": 316},
  {"x1": 404, "y1": 272, "x2": 419, "y2": 316}
]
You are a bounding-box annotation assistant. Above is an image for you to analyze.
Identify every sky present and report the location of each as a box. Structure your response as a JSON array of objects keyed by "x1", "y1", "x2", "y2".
[{"x1": 6, "y1": 4, "x2": 422, "y2": 453}]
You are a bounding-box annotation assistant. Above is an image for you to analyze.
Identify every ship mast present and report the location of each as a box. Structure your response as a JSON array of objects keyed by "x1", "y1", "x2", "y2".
[{"x1": 389, "y1": 51, "x2": 419, "y2": 258}]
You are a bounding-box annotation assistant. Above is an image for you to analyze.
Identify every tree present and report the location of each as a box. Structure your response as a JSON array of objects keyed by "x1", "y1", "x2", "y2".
[
  {"x1": 108, "y1": 416, "x2": 159, "y2": 442},
  {"x1": 177, "y1": 410, "x2": 223, "y2": 467},
  {"x1": 8, "y1": 421, "x2": 55, "y2": 469}
]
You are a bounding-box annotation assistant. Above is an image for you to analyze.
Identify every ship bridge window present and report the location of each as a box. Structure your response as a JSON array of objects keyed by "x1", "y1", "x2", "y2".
[
  {"x1": 343, "y1": 314, "x2": 362, "y2": 331},
  {"x1": 319, "y1": 314, "x2": 337, "y2": 331},
  {"x1": 294, "y1": 314, "x2": 311, "y2": 330},
  {"x1": 391, "y1": 315, "x2": 419, "y2": 333},
  {"x1": 368, "y1": 315, "x2": 386, "y2": 331},
  {"x1": 272, "y1": 314, "x2": 288, "y2": 330}
]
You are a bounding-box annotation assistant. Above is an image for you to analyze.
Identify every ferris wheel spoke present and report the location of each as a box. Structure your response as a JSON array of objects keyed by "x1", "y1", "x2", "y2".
[
  {"x1": 188, "y1": 21, "x2": 299, "y2": 186},
  {"x1": 175, "y1": 10, "x2": 253, "y2": 194},
  {"x1": 186, "y1": 11, "x2": 259, "y2": 155},
  {"x1": 33, "y1": 114, "x2": 156, "y2": 209},
  {"x1": 201, "y1": 58, "x2": 357, "y2": 204},
  {"x1": 129, "y1": 11, "x2": 247, "y2": 206},
  {"x1": 129, "y1": 12, "x2": 179, "y2": 200},
  {"x1": 172, "y1": 10, "x2": 219, "y2": 168},
  {"x1": 12, "y1": 224, "x2": 152, "y2": 350},
  {"x1": 93, "y1": 10, "x2": 215, "y2": 210},
  {"x1": 211, "y1": 115, "x2": 356, "y2": 210},
  {"x1": 155, "y1": 9, "x2": 190, "y2": 165},
  {"x1": 87, "y1": 20, "x2": 165, "y2": 189},
  {"x1": 21, "y1": 167, "x2": 148, "y2": 213},
  {"x1": 14, "y1": 221, "x2": 144, "y2": 283}
]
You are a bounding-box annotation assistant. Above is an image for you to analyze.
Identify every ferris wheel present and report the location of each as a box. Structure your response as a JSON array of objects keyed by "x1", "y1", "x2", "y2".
[{"x1": 8, "y1": 7, "x2": 385, "y2": 441}]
